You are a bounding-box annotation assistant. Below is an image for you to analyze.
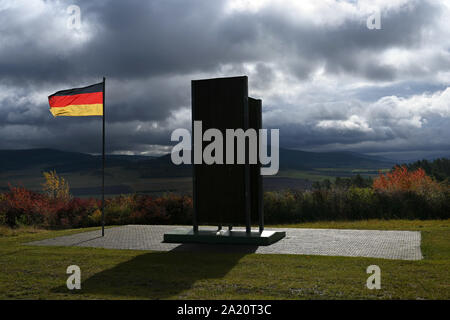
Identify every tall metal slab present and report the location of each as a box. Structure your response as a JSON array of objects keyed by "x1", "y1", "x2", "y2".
[
  {"x1": 248, "y1": 97, "x2": 263, "y2": 231},
  {"x1": 164, "y1": 75, "x2": 286, "y2": 245},
  {"x1": 192, "y1": 76, "x2": 250, "y2": 226}
]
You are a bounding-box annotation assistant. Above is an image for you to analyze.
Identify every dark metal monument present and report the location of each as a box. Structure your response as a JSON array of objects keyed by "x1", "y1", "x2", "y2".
[{"x1": 164, "y1": 76, "x2": 285, "y2": 245}]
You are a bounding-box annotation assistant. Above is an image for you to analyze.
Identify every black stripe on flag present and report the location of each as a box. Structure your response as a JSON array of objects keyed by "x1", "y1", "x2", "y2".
[{"x1": 49, "y1": 82, "x2": 103, "y2": 97}]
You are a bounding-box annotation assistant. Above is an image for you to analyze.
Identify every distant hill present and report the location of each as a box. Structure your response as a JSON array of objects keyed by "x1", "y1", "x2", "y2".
[
  {"x1": 278, "y1": 148, "x2": 395, "y2": 170},
  {"x1": 0, "y1": 149, "x2": 153, "y2": 173},
  {"x1": 0, "y1": 147, "x2": 395, "y2": 177},
  {"x1": 0, "y1": 148, "x2": 397, "y2": 196}
]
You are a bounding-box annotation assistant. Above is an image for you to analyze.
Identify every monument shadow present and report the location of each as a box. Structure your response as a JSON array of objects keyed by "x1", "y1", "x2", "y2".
[{"x1": 52, "y1": 244, "x2": 257, "y2": 299}]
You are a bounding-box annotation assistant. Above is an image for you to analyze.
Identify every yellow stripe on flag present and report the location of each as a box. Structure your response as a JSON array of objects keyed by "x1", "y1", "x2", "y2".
[{"x1": 50, "y1": 104, "x2": 103, "y2": 117}]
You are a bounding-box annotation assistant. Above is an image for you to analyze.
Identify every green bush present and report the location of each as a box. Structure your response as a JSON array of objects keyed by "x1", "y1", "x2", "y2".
[{"x1": 263, "y1": 186, "x2": 449, "y2": 224}]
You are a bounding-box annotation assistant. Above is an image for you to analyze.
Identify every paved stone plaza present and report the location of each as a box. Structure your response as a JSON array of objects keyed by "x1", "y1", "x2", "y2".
[{"x1": 28, "y1": 225, "x2": 423, "y2": 260}]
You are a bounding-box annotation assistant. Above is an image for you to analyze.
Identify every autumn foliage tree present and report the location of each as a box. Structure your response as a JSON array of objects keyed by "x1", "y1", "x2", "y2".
[
  {"x1": 373, "y1": 165, "x2": 441, "y2": 194},
  {"x1": 42, "y1": 170, "x2": 71, "y2": 200}
]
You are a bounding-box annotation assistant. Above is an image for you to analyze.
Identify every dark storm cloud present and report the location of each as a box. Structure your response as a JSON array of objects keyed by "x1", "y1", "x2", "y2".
[
  {"x1": 225, "y1": 0, "x2": 441, "y2": 81},
  {"x1": 2, "y1": 0, "x2": 438, "y2": 84},
  {"x1": 0, "y1": 0, "x2": 449, "y2": 158},
  {"x1": 0, "y1": 0, "x2": 252, "y2": 84}
]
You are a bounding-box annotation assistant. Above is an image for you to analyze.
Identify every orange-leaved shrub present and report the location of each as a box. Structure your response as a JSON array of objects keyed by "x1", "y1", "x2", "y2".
[
  {"x1": 2, "y1": 185, "x2": 48, "y2": 227},
  {"x1": 373, "y1": 165, "x2": 441, "y2": 194}
]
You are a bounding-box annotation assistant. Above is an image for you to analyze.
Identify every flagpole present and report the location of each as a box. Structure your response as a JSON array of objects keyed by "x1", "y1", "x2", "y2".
[{"x1": 102, "y1": 77, "x2": 106, "y2": 236}]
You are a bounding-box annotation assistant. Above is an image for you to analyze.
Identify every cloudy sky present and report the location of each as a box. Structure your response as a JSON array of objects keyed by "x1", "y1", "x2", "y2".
[{"x1": 1, "y1": 0, "x2": 449, "y2": 160}]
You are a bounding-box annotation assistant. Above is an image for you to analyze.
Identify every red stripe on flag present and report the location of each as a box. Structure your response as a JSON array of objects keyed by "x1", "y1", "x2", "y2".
[{"x1": 49, "y1": 92, "x2": 103, "y2": 108}]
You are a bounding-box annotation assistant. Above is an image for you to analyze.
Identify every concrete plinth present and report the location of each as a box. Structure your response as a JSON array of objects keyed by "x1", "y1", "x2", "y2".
[{"x1": 163, "y1": 228, "x2": 286, "y2": 246}]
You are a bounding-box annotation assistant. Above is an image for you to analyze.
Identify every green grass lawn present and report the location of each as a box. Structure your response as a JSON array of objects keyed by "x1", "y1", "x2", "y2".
[{"x1": 0, "y1": 220, "x2": 449, "y2": 300}]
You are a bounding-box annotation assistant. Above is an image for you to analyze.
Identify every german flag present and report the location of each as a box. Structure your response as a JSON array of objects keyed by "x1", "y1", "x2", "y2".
[{"x1": 48, "y1": 82, "x2": 104, "y2": 117}]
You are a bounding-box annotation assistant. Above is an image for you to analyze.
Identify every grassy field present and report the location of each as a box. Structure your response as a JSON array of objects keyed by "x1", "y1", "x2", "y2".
[
  {"x1": 1, "y1": 166, "x2": 386, "y2": 197},
  {"x1": 275, "y1": 168, "x2": 390, "y2": 181},
  {"x1": 0, "y1": 166, "x2": 193, "y2": 197},
  {"x1": 275, "y1": 170, "x2": 335, "y2": 181},
  {"x1": 0, "y1": 220, "x2": 449, "y2": 299}
]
